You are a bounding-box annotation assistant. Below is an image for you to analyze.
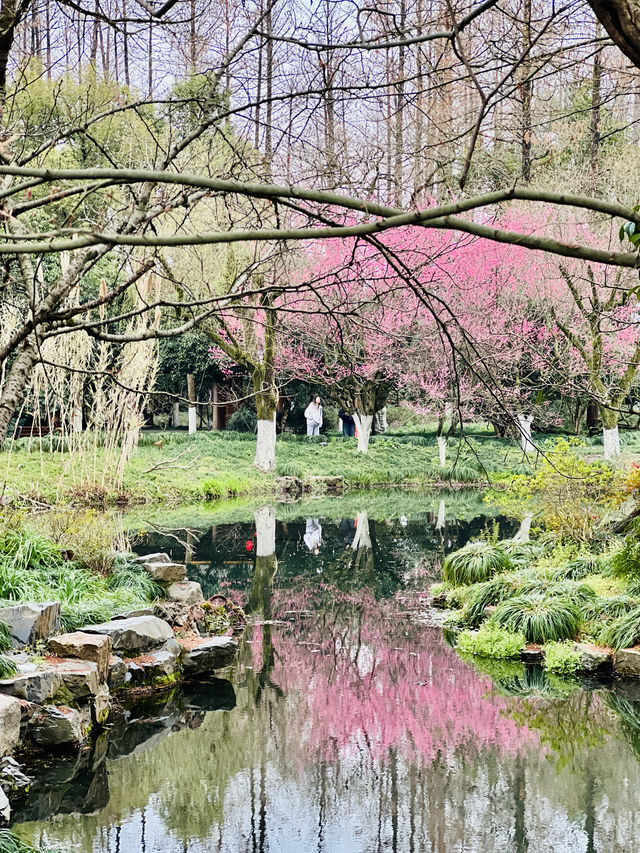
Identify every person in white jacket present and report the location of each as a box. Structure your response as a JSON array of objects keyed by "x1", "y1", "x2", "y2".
[{"x1": 304, "y1": 396, "x2": 323, "y2": 436}]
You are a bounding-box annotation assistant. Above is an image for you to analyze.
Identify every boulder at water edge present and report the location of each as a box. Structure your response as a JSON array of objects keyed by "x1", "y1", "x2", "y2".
[
  {"x1": 614, "y1": 647, "x2": 640, "y2": 677},
  {"x1": 29, "y1": 704, "x2": 92, "y2": 750},
  {"x1": 166, "y1": 581, "x2": 204, "y2": 606},
  {"x1": 0, "y1": 695, "x2": 21, "y2": 757},
  {"x1": 81, "y1": 615, "x2": 173, "y2": 653},
  {"x1": 179, "y1": 636, "x2": 237, "y2": 676},
  {"x1": 48, "y1": 632, "x2": 112, "y2": 681},
  {"x1": 0, "y1": 602, "x2": 60, "y2": 647},
  {"x1": 143, "y1": 560, "x2": 187, "y2": 584}
]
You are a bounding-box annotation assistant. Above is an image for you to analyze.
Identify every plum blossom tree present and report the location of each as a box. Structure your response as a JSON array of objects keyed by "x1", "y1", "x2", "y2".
[
  {"x1": 280, "y1": 237, "x2": 436, "y2": 452},
  {"x1": 284, "y1": 223, "x2": 557, "y2": 455}
]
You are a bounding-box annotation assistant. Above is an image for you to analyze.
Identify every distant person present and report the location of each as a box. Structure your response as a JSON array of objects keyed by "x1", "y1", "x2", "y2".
[
  {"x1": 304, "y1": 518, "x2": 323, "y2": 554},
  {"x1": 304, "y1": 396, "x2": 323, "y2": 436},
  {"x1": 339, "y1": 407, "x2": 355, "y2": 437},
  {"x1": 373, "y1": 406, "x2": 388, "y2": 435}
]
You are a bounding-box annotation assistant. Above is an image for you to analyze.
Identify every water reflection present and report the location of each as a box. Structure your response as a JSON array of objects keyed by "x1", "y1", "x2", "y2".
[{"x1": 15, "y1": 499, "x2": 640, "y2": 852}]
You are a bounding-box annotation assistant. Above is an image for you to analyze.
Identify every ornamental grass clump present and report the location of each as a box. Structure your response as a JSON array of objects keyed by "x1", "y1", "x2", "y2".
[
  {"x1": 457, "y1": 623, "x2": 526, "y2": 659},
  {"x1": 442, "y1": 541, "x2": 512, "y2": 586},
  {"x1": 600, "y1": 605, "x2": 640, "y2": 650},
  {"x1": 552, "y1": 555, "x2": 601, "y2": 581},
  {"x1": 494, "y1": 594, "x2": 582, "y2": 643},
  {"x1": 543, "y1": 641, "x2": 581, "y2": 676}
]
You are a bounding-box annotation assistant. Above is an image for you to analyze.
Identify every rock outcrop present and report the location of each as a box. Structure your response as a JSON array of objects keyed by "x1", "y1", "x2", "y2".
[
  {"x1": 0, "y1": 695, "x2": 21, "y2": 757},
  {"x1": 180, "y1": 636, "x2": 237, "y2": 676},
  {"x1": 81, "y1": 615, "x2": 174, "y2": 653},
  {"x1": 48, "y1": 632, "x2": 112, "y2": 681},
  {"x1": 0, "y1": 602, "x2": 60, "y2": 647}
]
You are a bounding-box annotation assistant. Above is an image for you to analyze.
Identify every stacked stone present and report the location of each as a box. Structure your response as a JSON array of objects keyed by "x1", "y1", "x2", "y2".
[{"x1": 0, "y1": 552, "x2": 239, "y2": 822}]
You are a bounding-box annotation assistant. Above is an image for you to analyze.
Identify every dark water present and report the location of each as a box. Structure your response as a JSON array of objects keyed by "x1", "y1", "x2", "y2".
[{"x1": 14, "y1": 495, "x2": 640, "y2": 852}]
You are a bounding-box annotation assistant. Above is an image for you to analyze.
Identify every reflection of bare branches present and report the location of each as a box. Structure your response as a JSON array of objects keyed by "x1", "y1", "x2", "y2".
[{"x1": 137, "y1": 520, "x2": 201, "y2": 550}]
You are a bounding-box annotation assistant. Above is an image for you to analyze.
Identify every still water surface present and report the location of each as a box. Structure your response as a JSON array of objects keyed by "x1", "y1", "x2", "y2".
[{"x1": 14, "y1": 493, "x2": 640, "y2": 852}]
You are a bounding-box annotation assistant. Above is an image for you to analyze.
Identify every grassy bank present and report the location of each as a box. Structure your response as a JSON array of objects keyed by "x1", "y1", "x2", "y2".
[{"x1": 2, "y1": 425, "x2": 630, "y2": 506}]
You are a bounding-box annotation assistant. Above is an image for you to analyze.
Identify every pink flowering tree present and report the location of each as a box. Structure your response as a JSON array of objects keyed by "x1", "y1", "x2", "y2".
[
  {"x1": 283, "y1": 225, "x2": 556, "y2": 455},
  {"x1": 280, "y1": 239, "x2": 435, "y2": 452}
]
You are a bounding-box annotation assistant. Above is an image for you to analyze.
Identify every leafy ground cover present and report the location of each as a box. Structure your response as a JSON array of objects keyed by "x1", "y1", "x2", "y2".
[{"x1": 0, "y1": 514, "x2": 162, "y2": 631}]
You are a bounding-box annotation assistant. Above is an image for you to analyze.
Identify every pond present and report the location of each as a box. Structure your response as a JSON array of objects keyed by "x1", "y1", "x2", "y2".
[{"x1": 12, "y1": 491, "x2": 640, "y2": 852}]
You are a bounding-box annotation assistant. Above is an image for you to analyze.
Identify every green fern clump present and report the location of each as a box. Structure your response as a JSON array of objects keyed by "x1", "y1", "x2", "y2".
[
  {"x1": 494, "y1": 593, "x2": 582, "y2": 643},
  {"x1": 543, "y1": 641, "x2": 581, "y2": 675},
  {"x1": 611, "y1": 537, "x2": 640, "y2": 581},
  {"x1": 0, "y1": 620, "x2": 11, "y2": 652},
  {"x1": 442, "y1": 541, "x2": 512, "y2": 586},
  {"x1": 457, "y1": 623, "x2": 526, "y2": 659},
  {"x1": 601, "y1": 606, "x2": 640, "y2": 650}
]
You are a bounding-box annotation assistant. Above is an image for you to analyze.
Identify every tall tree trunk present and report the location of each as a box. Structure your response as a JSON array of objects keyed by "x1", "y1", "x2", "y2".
[
  {"x1": 394, "y1": 0, "x2": 406, "y2": 207},
  {"x1": 601, "y1": 405, "x2": 620, "y2": 460},
  {"x1": 590, "y1": 23, "x2": 603, "y2": 189},
  {"x1": 264, "y1": 1, "x2": 273, "y2": 163},
  {"x1": 122, "y1": 0, "x2": 130, "y2": 86},
  {"x1": 254, "y1": 381, "x2": 278, "y2": 472},
  {"x1": 520, "y1": 0, "x2": 532, "y2": 182},
  {"x1": 0, "y1": 337, "x2": 38, "y2": 447},
  {"x1": 187, "y1": 372, "x2": 197, "y2": 435},
  {"x1": 147, "y1": 19, "x2": 153, "y2": 94}
]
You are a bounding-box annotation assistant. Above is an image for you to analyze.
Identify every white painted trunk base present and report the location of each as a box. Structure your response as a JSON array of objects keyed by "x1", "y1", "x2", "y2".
[
  {"x1": 255, "y1": 415, "x2": 277, "y2": 472},
  {"x1": 72, "y1": 405, "x2": 83, "y2": 433},
  {"x1": 188, "y1": 406, "x2": 197, "y2": 435},
  {"x1": 354, "y1": 414, "x2": 373, "y2": 453},
  {"x1": 172, "y1": 402, "x2": 180, "y2": 428},
  {"x1": 352, "y1": 511, "x2": 372, "y2": 551},
  {"x1": 513, "y1": 513, "x2": 533, "y2": 543},
  {"x1": 603, "y1": 426, "x2": 620, "y2": 461},
  {"x1": 437, "y1": 436, "x2": 447, "y2": 467},
  {"x1": 254, "y1": 505, "x2": 276, "y2": 556},
  {"x1": 517, "y1": 413, "x2": 534, "y2": 455}
]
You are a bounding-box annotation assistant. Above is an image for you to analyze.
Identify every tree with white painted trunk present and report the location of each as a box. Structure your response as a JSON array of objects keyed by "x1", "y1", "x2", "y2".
[
  {"x1": 207, "y1": 283, "x2": 280, "y2": 472},
  {"x1": 545, "y1": 262, "x2": 640, "y2": 462}
]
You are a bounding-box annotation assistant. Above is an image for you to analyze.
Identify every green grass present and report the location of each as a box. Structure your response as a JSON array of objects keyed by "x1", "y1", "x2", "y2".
[{"x1": 0, "y1": 426, "x2": 551, "y2": 505}]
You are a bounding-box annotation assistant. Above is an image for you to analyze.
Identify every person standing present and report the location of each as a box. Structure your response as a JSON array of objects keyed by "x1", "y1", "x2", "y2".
[
  {"x1": 304, "y1": 396, "x2": 323, "y2": 436},
  {"x1": 339, "y1": 407, "x2": 355, "y2": 437}
]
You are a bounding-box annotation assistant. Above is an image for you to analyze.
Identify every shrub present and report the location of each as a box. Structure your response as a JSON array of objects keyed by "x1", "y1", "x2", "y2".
[
  {"x1": 601, "y1": 605, "x2": 640, "y2": 649},
  {"x1": 107, "y1": 563, "x2": 163, "y2": 601},
  {"x1": 493, "y1": 594, "x2": 582, "y2": 643},
  {"x1": 457, "y1": 623, "x2": 526, "y2": 659},
  {"x1": 611, "y1": 536, "x2": 640, "y2": 581},
  {"x1": 543, "y1": 641, "x2": 581, "y2": 675},
  {"x1": 442, "y1": 541, "x2": 512, "y2": 586},
  {"x1": 225, "y1": 407, "x2": 257, "y2": 433},
  {"x1": 499, "y1": 540, "x2": 545, "y2": 568}
]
